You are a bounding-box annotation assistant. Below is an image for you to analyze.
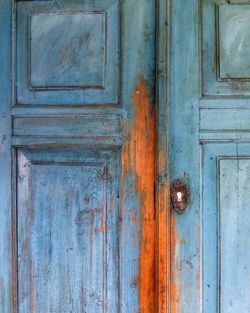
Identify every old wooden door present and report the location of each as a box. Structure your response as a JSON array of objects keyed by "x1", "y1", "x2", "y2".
[
  {"x1": 0, "y1": 1, "x2": 169, "y2": 312},
  {"x1": 170, "y1": 0, "x2": 250, "y2": 312}
]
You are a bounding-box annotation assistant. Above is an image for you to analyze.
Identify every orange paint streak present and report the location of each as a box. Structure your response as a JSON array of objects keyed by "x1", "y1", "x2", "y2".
[
  {"x1": 121, "y1": 77, "x2": 155, "y2": 312},
  {"x1": 170, "y1": 214, "x2": 181, "y2": 313}
]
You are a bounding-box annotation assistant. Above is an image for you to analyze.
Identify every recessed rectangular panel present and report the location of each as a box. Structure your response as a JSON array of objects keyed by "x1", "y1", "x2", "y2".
[
  {"x1": 200, "y1": 108, "x2": 250, "y2": 131},
  {"x1": 31, "y1": 13, "x2": 105, "y2": 88},
  {"x1": 219, "y1": 6, "x2": 250, "y2": 79},
  {"x1": 16, "y1": 1, "x2": 119, "y2": 105},
  {"x1": 17, "y1": 149, "x2": 119, "y2": 313},
  {"x1": 201, "y1": 2, "x2": 250, "y2": 96},
  {"x1": 203, "y1": 144, "x2": 250, "y2": 313},
  {"x1": 13, "y1": 114, "x2": 122, "y2": 138},
  {"x1": 219, "y1": 159, "x2": 250, "y2": 313}
]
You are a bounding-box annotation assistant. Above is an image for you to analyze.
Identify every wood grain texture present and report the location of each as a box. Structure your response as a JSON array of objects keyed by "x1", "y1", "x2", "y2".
[
  {"x1": 219, "y1": 5, "x2": 250, "y2": 79},
  {"x1": 155, "y1": 0, "x2": 170, "y2": 311},
  {"x1": 13, "y1": 115, "x2": 122, "y2": 138},
  {"x1": 0, "y1": 1, "x2": 12, "y2": 313},
  {"x1": 171, "y1": 1, "x2": 250, "y2": 312},
  {"x1": 17, "y1": 149, "x2": 119, "y2": 313},
  {"x1": 121, "y1": 77, "x2": 156, "y2": 313},
  {"x1": 30, "y1": 13, "x2": 105, "y2": 88},
  {"x1": 202, "y1": 144, "x2": 250, "y2": 313},
  {"x1": 170, "y1": 0, "x2": 200, "y2": 312},
  {"x1": 16, "y1": 1, "x2": 119, "y2": 105},
  {"x1": 119, "y1": 0, "x2": 156, "y2": 312},
  {"x1": 202, "y1": 1, "x2": 250, "y2": 96},
  {"x1": 0, "y1": 0, "x2": 161, "y2": 312},
  {"x1": 132, "y1": 78, "x2": 155, "y2": 313},
  {"x1": 220, "y1": 158, "x2": 250, "y2": 313}
]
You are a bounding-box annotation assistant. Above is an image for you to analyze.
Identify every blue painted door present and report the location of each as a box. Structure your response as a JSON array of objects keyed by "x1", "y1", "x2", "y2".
[
  {"x1": 170, "y1": 1, "x2": 250, "y2": 312},
  {"x1": 0, "y1": 1, "x2": 160, "y2": 312}
]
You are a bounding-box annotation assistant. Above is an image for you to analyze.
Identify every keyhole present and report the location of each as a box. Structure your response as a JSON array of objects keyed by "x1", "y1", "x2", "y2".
[
  {"x1": 171, "y1": 179, "x2": 190, "y2": 214},
  {"x1": 177, "y1": 191, "x2": 182, "y2": 201}
]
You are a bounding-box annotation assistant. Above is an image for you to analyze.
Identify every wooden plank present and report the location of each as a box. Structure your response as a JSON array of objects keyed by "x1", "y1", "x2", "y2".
[
  {"x1": 156, "y1": 0, "x2": 170, "y2": 312},
  {"x1": 200, "y1": 98, "x2": 250, "y2": 109},
  {"x1": 120, "y1": 1, "x2": 156, "y2": 312},
  {"x1": 13, "y1": 115, "x2": 122, "y2": 138},
  {"x1": 17, "y1": 148, "x2": 119, "y2": 313},
  {"x1": 16, "y1": 1, "x2": 119, "y2": 105},
  {"x1": 202, "y1": 143, "x2": 250, "y2": 313},
  {"x1": 200, "y1": 108, "x2": 250, "y2": 132},
  {"x1": 0, "y1": 1, "x2": 12, "y2": 313},
  {"x1": 200, "y1": 133, "x2": 250, "y2": 141},
  {"x1": 12, "y1": 137, "x2": 124, "y2": 148},
  {"x1": 220, "y1": 158, "x2": 250, "y2": 313},
  {"x1": 170, "y1": 0, "x2": 201, "y2": 312},
  {"x1": 0, "y1": 1, "x2": 159, "y2": 312}
]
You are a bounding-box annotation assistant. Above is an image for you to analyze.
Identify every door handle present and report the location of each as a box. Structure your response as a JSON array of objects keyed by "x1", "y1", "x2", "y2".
[{"x1": 171, "y1": 179, "x2": 190, "y2": 214}]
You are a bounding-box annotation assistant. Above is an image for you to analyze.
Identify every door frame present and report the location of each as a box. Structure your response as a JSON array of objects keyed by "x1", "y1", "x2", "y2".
[{"x1": 155, "y1": 0, "x2": 170, "y2": 312}]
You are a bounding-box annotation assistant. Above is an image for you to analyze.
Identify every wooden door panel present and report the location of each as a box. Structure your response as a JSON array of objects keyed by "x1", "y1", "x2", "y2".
[
  {"x1": 0, "y1": 1, "x2": 161, "y2": 313},
  {"x1": 17, "y1": 149, "x2": 119, "y2": 313},
  {"x1": 202, "y1": 1, "x2": 250, "y2": 96},
  {"x1": 170, "y1": 0, "x2": 250, "y2": 312},
  {"x1": 12, "y1": 113, "x2": 122, "y2": 138},
  {"x1": 202, "y1": 144, "x2": 250, "y2": 313},
  {"x1": 16, "y1": 1, "x2": 119, "y2": 105}
]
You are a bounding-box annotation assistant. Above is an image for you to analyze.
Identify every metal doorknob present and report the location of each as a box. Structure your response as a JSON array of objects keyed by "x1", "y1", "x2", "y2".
[{"x1": 171, "y1": 179, "x2": 190, "y2": 214}]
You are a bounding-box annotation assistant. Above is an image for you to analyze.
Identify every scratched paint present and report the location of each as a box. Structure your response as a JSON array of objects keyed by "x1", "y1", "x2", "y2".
[{"x1": 121, "y1": 77, "x2": 155, "y2": 313}]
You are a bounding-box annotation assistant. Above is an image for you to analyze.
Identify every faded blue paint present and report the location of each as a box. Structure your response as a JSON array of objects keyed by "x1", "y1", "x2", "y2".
[
  {"x1": 219, "y1": 5, "x2": 250, "y2": 79},
  {"x1": 16, "y1": 1, "x2": 119, "y2": 105},
  {"x1": 0, "y1": 0, "x2": 12, "y2": 313},
  {"x1": 171, "y1": 0, "x2": 250, "y2": 312},
  {"x1": 202, "y1": 1, "x2": 250, "y2": 96},
  {"x1": 203, "y1": 144, "x2": 250, "y2": 313},
  {"x1": 31, "y1": 13, "x2": 106, "y2": 88},
  {"x1": 18, "y1": 149, "x2": 119, "y2": 313},
  {"x1": 0, "y1": 0, "x2": 157, "y2": 313},
  {"x1": 170, "y1": 0, "x2": 200, "y2": 312}
]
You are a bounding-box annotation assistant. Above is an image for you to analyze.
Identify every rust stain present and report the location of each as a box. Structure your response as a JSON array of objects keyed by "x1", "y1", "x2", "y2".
[
  {"x1": 94, "y1": 225, "x2": 106, "y2": 233},
  {"x1": 121, "y1": 77, "x2": 155, "y2": 312},
  {"x1": 170, "y1": 214, "x2": 181, "y2": 313},
  {"x1": 131, "y1": 275, "x2": 139, "y2": 289}
]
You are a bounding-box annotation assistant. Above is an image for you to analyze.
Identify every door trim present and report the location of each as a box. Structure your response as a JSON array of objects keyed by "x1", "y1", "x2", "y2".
[{"x1": 156, "y1": 0, "x2": 170, "y2": 312}]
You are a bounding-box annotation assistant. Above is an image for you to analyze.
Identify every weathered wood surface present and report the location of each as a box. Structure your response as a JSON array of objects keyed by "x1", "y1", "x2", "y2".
[
  {"x1": 17, "y1": 149, "x2": 119, "y2": 313},
  {"x1": 203, "y1": 144, "x2": 250, "y2": 313},
  {"x1": 170, "y1": 0, "x2": 250, "y2": 313},
  {"x1": 0, "y1": 0, "x2": 167, "y2": 313}
]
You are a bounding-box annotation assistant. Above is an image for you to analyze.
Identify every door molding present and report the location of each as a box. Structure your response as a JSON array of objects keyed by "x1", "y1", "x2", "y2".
[{"x1": 155, "y1": 0, "x2": 170, "y2": 312}]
